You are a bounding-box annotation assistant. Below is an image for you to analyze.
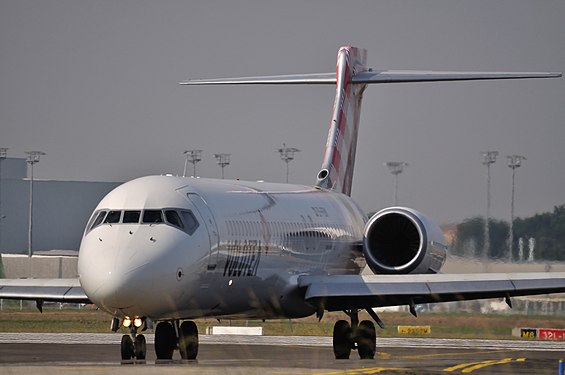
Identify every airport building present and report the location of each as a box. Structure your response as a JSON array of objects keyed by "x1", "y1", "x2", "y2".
[{"x1": 0, "y1": 157, "x2": 120, "y2": 254}]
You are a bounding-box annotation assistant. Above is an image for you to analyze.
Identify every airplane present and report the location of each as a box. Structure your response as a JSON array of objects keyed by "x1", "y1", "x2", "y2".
[{"x1": 0, "y1": 46, "x2": 564, "y2": 362}]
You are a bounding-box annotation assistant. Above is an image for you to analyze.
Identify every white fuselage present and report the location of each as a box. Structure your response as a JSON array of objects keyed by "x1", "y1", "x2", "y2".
[{"x1": 78, "y1": 175, "x2": 367, "y2": 321}]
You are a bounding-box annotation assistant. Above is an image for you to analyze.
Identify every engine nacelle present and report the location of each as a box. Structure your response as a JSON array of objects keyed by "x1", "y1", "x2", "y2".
[{"x1": 363, "y1": 207, "x2": 447, "y2": 274}]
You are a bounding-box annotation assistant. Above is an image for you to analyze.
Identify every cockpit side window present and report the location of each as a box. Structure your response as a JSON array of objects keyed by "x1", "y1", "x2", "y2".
[
  {"x1": 143, "y1": 210, "x2": 163, "y2": 224},
  {"x1": 123, "y1": 210, "x2": 141, "y2": 223},
  {"x1": 165, "y1": 210, "x2": 183, "y2": 229},
  {"x1": 181, "y1": 210, "x2": 199, "y2": 235},
  {"x1": 88, "y1": 210, "x2": 107, "y2": 231},
  {"x1": 104, "y1": 210, "x2": 122, "y2": 224}
]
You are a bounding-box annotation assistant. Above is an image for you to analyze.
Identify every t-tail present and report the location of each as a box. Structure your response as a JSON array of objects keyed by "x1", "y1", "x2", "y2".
[
  {"x1": 182, "y1": 46, "x2": 561, "y2": 195},
  {"x1": 316, "y1": 47, "x2": 367, "y2": 195}
]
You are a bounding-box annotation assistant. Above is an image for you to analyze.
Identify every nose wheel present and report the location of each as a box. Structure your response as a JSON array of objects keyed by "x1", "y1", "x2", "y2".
[
  {"x1": 120, "y1": 333, "x2": 147, "y2": 361},
  {"x1": 117, "y1": 317, "x2": 147, "y2": 361}
]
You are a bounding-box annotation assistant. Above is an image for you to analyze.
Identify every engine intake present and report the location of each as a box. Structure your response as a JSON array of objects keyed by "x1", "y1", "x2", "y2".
[{"x1": 363, "y1": 207, "x2": 447, "y2": 274}]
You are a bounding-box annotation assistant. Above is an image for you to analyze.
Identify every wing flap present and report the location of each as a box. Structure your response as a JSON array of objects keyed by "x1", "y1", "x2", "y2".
[
  {"x1": 0, "y1": 278, "x2": 90, "y2": 303},
  {"x1": 299, "y1": 273, "x2": 565, "y2": 311}
]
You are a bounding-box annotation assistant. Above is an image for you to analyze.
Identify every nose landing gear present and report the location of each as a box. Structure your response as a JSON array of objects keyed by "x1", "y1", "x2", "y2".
[{"x1": 116, "y1": 317, "x2": 148, "y2": 361}]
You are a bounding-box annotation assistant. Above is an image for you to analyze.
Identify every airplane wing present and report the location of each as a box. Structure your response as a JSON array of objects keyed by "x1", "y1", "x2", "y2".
[
  {"x1": 298, "y1": 273, "x2": 565, "y2": 312},
  {"x1": 0, "y1": 278, "x2": 90, "y2": 305}
]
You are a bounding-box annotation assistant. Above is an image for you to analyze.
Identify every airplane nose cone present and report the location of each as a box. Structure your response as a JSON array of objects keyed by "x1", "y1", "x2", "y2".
[
  {"x1": 92, "y1": 269, "x2": 136, "y2": 308},
  {"x1": 78, "y1": 228, "x2": 154, "y2": 314},
  {"x1": 79, "y1": 224, "x2": 192, "y2": 317}
]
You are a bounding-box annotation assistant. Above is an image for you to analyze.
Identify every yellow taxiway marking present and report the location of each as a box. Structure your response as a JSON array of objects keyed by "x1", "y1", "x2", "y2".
[
  {"x1": 313, "y1": 368, "x2": 407, "y2": 375},
  {"x1": 398, "y1": 349, "x2": 510, "y2": 360},
  {"x1": 443, "y1": 357, "x2": 526, "y2": 373}
]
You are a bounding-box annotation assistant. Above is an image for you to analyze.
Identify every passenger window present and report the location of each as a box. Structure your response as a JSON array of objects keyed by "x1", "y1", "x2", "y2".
[
  {"x1": 89, "y1": 210, "x2": 107, "y2": 230},
  {"x1": 143, "y1": 210, "x2": 163, "y2": 224},
  {"x1": 123, "y1": 210, "x2": 141, "y2": 223},
  {"x1": 104, "y1": 210, "x2": 122, "y2": 224},
  {"x1": 181, "y1": 210, "x2": 199, "y2": 235},
  {"x1": 165, "y1": 210, "x2": 184, "y2": 229}
]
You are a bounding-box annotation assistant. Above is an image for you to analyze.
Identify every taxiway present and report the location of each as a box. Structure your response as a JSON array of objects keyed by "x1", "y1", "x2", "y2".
[{"x1": 1, "y1": 334, "x2": 564, "y2": 374}]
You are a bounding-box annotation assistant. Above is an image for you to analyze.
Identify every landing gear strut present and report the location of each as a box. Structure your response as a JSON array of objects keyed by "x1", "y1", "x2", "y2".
[
  {"x1": 119, "y1": 317, "x2": 147, "y2": 361},
  {"x1": 332, "y1": 309, "x2": 377, "y2": 360},
  {"x1": 154, "y1": 320, "x2": 199, "y2": 360}
]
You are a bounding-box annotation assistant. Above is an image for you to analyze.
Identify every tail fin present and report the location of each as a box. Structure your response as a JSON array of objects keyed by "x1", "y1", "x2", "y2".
[
  {"x1": 316, "y1": 46, "x2": 367, "y2": 195},
  {"x1": 182, "y1": 47, "x2": 560, "y2": 194}
]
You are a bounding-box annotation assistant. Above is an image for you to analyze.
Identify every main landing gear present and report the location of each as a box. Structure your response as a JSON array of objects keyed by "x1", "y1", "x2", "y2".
[
  {"x1": 154, "y1": 320, "x2": 199, "y2": 360},
  {"x1": 332, "y1": 309, "x2": 382, "y2": 360}
]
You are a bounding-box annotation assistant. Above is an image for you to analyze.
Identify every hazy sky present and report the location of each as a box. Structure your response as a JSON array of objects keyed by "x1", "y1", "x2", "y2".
[{"x1": 1, "y1": 0, "x2": 564, "y2": 224}]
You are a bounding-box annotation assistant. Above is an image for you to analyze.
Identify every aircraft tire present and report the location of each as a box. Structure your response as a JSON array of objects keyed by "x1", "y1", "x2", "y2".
[
  {"x1": 179, "y1": 320, "x2": 199, "y2": 360},
  {"x1": 357, "y1": 320, "x2": 376, "y2": 359},
  {"x1": 332, "y1": 320, "x2": 352, "y2": 359},
  {"x1": 134, "y1": 334, "x2": 147, "y2": 360},
  {"x1": 120, "y1": 334, "x2": 133, "y2": 360},
  {"x1": 155, "y1": 322, "x2": 176, "y2": 360}
]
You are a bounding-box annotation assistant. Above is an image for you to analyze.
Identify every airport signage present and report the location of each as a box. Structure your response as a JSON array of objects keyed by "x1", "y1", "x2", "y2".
[
  {"x1": 397, "y1": 325, "x2": 431, "y2": 335},
  {"x1": 514, "y1": 327, "x2": 565, "y2": 340},
  {"x1": 538, "y1": 328, "x2": 565, "y2": 340},
  {"x1": 518, "y1": 328, "x2": 537, "y2": 339}
]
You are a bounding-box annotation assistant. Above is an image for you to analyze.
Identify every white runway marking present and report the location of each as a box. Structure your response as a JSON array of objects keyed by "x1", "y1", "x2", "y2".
[{"x1": 1, "y1": 333, "x2": 564, "y2": 351}]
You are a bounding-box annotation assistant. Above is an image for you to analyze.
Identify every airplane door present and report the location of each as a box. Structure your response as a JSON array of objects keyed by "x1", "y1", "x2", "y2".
[{"x1": 187, "y1": 193, "x2": 220, "y2": 271}]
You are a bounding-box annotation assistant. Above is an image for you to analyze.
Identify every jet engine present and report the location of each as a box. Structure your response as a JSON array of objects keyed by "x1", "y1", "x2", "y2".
[{"x1": 363, "y1": 207, "x2": 447, "y2": 274}]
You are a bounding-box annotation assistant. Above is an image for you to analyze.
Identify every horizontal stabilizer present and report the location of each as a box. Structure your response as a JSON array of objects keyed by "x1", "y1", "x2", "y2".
[
  {"x1": 181, "y1": 73, "x2": 336, "y2": 85},
  {"x1": 182, "y1": 71, "x2": 561, "y2": 86},
  {"x1": 353, "y1": 70, "x2": 562, "y2": 84}
]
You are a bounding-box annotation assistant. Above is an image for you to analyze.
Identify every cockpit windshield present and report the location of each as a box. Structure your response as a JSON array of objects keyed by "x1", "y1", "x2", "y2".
[
  {"x1": 123, "y1": 210, "x2": 141, "y2": 223},
  {"x1": 104, "y1": 211, "x2": 122, "y2": 224},
  {"x1": 86, "y1": 208, "x2": 199, "y2": 235},
  {"x1": 143, "y1": 210, "x2": 163, "y2": 224}
]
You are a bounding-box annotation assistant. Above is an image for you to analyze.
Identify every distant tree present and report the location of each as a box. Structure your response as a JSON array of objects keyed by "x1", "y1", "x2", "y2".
[
  {"x1": 513, "y1": 204, "x2": 565, "y2": 261},
  {"x1": 452, "y1": 217, "x2": 483, "y2": 258},
  {"x1": 453, "y1": 204, "x2": 565, "y2": 261},
  {"x1": 452, "y1": 217, "x2": 508, "y2": 260}
]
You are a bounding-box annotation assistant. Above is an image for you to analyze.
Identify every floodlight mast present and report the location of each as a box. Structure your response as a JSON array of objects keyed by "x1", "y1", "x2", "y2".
[
  {"x1": 277, "y1": 143, "x2": 300, "y2": 183},
  {"x1": 0, "y1": 148, "x2": 7, "y2": 253},
  {"x1": 481, "y1": 151, "x2": 498, "y2": 263},
  {"x1": 183, "y1": 149, "x2": 202, "y2": 177},
  {"x1": 25, "y1": 151, "x2": 46, "y2": 258},
  {"x1": 213, "y1": 153, "x2": 230, "y2": 179},
  {"x1": 384, "y1": 161, "x2": 408, "y2": 206},
  {"x1": 507, "y1": 154, "x2": 526, "y2": 262}
]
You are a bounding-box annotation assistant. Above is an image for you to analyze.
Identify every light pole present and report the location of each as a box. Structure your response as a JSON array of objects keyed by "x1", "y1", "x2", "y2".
[
  {"x1": 507, "y1": 154, "x2": 526, "y2": 262},
  {"x1": 0, "y1": 148, "x2": 7, "y2": 253},
  {"x1": 277, "y1": 143, "x2": 300, "y2": 183},
  {"x1": 25, "y1": 151, "x2": 45, "y2": 258},
  {"x1": 183, "y1": 149, "x2": 202, "y2": 177},
  {"x1": 213, "y1": 153, "x2": 230, "y2": 179},
  {"x1": 384, "y1": 161, "x2": 408, "y2": 206},
  {"x1": 481, "y1": 151, "x2": 498, "y2": 262}
]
